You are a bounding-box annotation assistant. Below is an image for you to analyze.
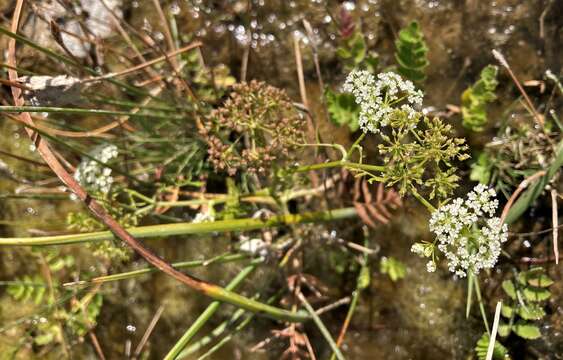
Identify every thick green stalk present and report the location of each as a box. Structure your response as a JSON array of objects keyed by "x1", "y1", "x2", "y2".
[
  {"x1": 164, "y1": 259, "x2": 262, "y2": 360},
  {"x1": 410, "y1": 187, "x2": 437, "y2": 213},
  {"x1": 0, "y1": 207, "x2": 358, "y2": 246},
  {"x1": 295, "y1": 160, "x2": 384, "y2": 173}
]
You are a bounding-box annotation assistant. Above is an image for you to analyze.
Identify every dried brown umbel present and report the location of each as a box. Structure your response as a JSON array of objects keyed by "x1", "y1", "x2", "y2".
[{"x1": 201, "y1": 80, "x2": 306, "y2": 176}]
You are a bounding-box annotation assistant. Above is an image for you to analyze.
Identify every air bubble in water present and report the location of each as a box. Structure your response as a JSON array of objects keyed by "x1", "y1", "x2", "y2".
[
  {"x1": 126, "y1": 324, "x2": 136, "y2": 333},
  {"x1": 170, "y1": 2, "x2": 181, "y2": 15}
]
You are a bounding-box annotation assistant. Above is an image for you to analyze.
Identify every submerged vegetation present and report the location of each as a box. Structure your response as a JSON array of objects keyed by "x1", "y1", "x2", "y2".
[{"x1": 0, "y1": 1, "x2": 561, "y2": 359}]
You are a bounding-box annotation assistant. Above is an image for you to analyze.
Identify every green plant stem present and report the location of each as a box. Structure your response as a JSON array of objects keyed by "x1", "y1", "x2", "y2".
[
  {"x1": 466, "y1": 271, "x2": 475, "y2": 318},
  {"x1": 178, "y1": 292, "x2": 280, "y2": 359},
  {"x1": 329, "y1": 290, "x2": 359, "y2": 360},
  {"x1": 473, "y1": 274, "x2": 490, "y2": 334},
  {"x1": 0, "y1": 106, "x2": 185, "y2": 120},
  {"x1": 180, "y1": 308, "x2": 246, "y2": 358},
  {"x1": 345, "y1": 133, "x2": 366, "y2": 160},
  {"x1": 330, "y1": 234, "x2": 370, "y2": 360},
  {"x1": 0, "y1": 207, "x2": 358, "y2": 246},
  {"x1": 298, "y1": 292, "x2": 345, "y2": 360},
  {"x1": 410, "y1": 187, "x2": 437, "y2": 213},
  {"x1": 295, "y1": 160, "x2": 384, "y2": 174},
  {"x1": 164, "y1": 259, "x2": 262, "y2": 360},
  {"x1": 63, "y1": 254, "x2": 250, "y2": 286}
]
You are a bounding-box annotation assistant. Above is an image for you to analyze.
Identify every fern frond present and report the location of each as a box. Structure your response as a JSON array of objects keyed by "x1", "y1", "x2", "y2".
[
  {"x1": 7, "y1": 275, "x2": 48, "y2": 305},
  {"x1": 352, "y1": 180, "x2": 402, "y2": 228},
  {"x1": 475, "y1": 332, "x2": 509, "y2": 360},
  {"x1": 461, "y1": 65, "x2": 499, "y2": 131},
  {"x1": 395, "y1": 21, "x2": 429, "y2": 83}
]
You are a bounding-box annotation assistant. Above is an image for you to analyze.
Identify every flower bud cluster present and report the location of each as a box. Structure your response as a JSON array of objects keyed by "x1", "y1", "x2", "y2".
[
  {"x1": 201, "y1": 81, "x2": 305, "y2": 176},
  {"x1": 412, "y1": 184, "x2": 508, "y2": 277},
  {"x1": 74, "y1": 144, "x2": 118, "y2": 194},
  {"x1": 343, "y1": 70, "x2": 423, "y2": 134}
]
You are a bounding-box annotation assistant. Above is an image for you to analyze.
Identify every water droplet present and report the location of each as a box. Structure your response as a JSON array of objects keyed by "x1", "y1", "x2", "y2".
[
  {"x1": 170, "y1": 2, "x2": 181, "y2": 15},
  {"x1": 343, "y1": 1, "x2": 356, "y2": 11},
  {"x1": 126, "y1": 324, "x2": 136, "y2": 333},
  {"x1": 154, "y1": 31, "x2": 165, "y2": 41}
]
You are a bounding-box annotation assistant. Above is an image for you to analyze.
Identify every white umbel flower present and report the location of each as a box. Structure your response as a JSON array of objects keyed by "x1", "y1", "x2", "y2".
[
  {"x1": 428, "y1": 184, "x2": 508, "y2": 277},
  {"x1": 74, "y1": 144, "x2": 118, "y2": 195},
  {"x1": 343, "y1": 70, "x2": 423, "y2": 134}
]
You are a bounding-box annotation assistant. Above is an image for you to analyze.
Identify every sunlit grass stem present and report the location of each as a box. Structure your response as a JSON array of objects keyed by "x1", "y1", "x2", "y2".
[
  {"x1": 164, "y1": 258, "x2": 263, "y2": 360},
  {"x1": 0, "y1": 207, "x2": 358, "y2": 246}
]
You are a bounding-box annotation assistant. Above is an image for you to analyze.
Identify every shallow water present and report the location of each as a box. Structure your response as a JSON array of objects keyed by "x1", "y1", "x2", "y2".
[{"x1": 0, "y1": 0, "x2": 561, "y2": 359}]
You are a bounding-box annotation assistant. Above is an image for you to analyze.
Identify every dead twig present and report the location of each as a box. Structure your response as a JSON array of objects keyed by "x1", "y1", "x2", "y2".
[
  {"x1": 492, "y1": 49, "x2": 545, "y2": 129},
  {"x1": 89, "y1": 332, "x2": 106, "y2": 360},
  {"x1": 551, "y1": 189, "x2": 559, "y2": 264},
  {"x1": 133, "y1": 305, "x2": 165, "y2": 358}
]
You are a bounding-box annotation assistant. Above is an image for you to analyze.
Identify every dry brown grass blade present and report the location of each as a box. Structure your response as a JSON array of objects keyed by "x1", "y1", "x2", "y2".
[
  {"x1": 5, "y1": 113, "x2": 114, "y2": 139},
  {"x1": 133, "y1": 305, "x2": 165, "y2": 358},
  {"x1": 6, "y1": 0, "x2": 227, "y2": 309},
  {"x1": 492, "y1": 49, "x2": 545, "y2": 129},
  {"x1": 85, "y1": 42, "x2": 202, "y2": 82}
]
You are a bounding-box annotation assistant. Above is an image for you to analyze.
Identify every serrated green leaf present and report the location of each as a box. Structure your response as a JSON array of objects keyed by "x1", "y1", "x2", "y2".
[
  {"x1": 501, "y1": 280, "x2": 516, "y2": 299},
  {"x1": 326, "y1": 88, "x2": 360, "y2": 131},
  {"x1": 498, "y1": 323, "x2": 511, "y2": 337},
  {"x1": 518, "y1": 304, "x2": 546, "y2": 320},
  {"x1": 461, "y1": 65, "x2": 498, "y2": 132},
  {"x1": 379, "y1": 257, "x2": 406, "y2": 282},
  {"x1": 501, "y1": 304, "x2": 514, "y2": 318},
  {"x1": 513, "y1": 322, "x2": 541, "y2": 340},
  {"x1": 523, "y1": 286, "x2": 551, "y2": 302},
  {"x1": 527, "y1": 274, "x2": 554, "y2": 288},
  {"x1": 475, "y1": 332, "x2": 509, "y2": 360},
  {"x1": 394, "y1": 21, "x2": 428, "y2": 83},
  {"x1": 521, "y1": 268, "x2": 554, "y2": 288}
]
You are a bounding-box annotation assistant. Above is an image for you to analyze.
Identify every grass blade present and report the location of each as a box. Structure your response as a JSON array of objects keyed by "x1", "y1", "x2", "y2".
[{"x1": 164, "y1": 258, "x2": 263, "y2": 359}]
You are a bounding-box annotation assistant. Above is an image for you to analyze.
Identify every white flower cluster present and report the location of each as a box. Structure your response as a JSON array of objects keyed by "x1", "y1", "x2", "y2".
[
  {"x1": 415, "y1": 184, "x2": 508, "y2": 277},
  {"x1": 343, "y1": 70, "x2": 423, "y2": 134},
  {"x1": 74, "y1": 144, "x2": 118, "y2": 194}
]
